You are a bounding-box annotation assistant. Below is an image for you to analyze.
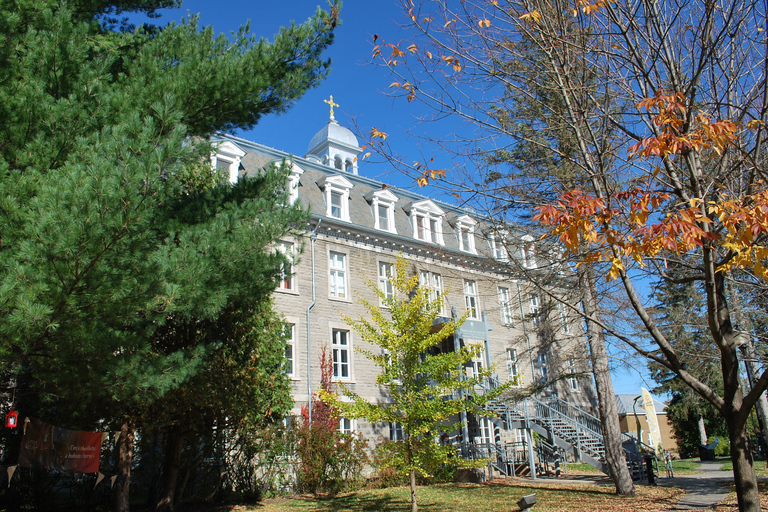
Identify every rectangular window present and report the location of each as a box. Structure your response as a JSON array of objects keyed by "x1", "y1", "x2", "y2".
[
  {"x1": 415, "y1": 214, "x2": 426, "y2": 240},
  {"x1": 491, "y1": 233, "x2": 508, "y2": 260},
  {"x1": 329, "y1": 251, "x2": 347, "y2": 299},
  {"x1": 464, "y1": 280, "x2": 479, "y2": 319},
  {"x1": 378, "y1": 204, "x2": 390, "y2": 231},
  {"x1": 537, "y1": 352, "x2": 548, "y2": 382},
  {"x1": 429, "y1": 218, "x2": 439, "y2": 243},
  {"x1": 568, "y1": 358, "x2": 579, "y2": 390},
  {"x1": 389, "y1": 422, "x2": 404, "y2": 441},
  {"x1": 338, "y1": 417, "x2": 353, "y2": 435},
  {"x1": 559, "y1": 302, "x2": 570, "y2": 334},
  {"x1": 529, "y1": 294, "x2": 540, "y2": 327},
  {"x1": 332, "y1": 329, "x2": 350, "y2": 379},
  {"x1": 330, "y1": 190, "x2": 343, "y2": 218},
  {"x1": 283, "y1": 323, "x2": 295, "y2": 377},
  {"x1": 478, "y1": 417, "x2": 493, "y2": 445},
  {"x1": 379, "y1": 261, "x2": 394, "y2": 301},
  {"x1": 499, "y1": 287, "x2": 513, "y2": 324},
  {"x1": 460, "y1": 228, "x2": 471, "y2": 251},
  {"x1": 506, "y1": 348, "x2": 520, "y2": 385},
  {"x1": 277, "y1": 241, "x2": 295, "y2": 291},
  {"x1": 420, "y1": 271, "x2": 445, "y2": 315}
]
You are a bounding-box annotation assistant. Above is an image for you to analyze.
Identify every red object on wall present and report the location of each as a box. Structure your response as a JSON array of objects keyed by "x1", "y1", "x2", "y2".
[{"x1": 5, "y1": 408, "x2": 18, "y2": 428}]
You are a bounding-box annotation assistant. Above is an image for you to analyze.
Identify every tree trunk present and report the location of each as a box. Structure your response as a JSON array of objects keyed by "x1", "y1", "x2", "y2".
[
  {"x1": 156, "y1": 427, "x2": 185, "y2": 512},
  {"x1": 409, "y1": 469, "x2": 417, "y2": 512},
  {"x1": 578, "y1": 263, "x2": 635, "y2": 495},
  {"x1": 727, "y1": 414, "x2": 761, "y2": 512},
  {"x1": 114, "y1": 422, "x2": 135, "y2": 512},
  {"x1": 698, "y1": 415, "x2": 708, "y2": 446}
]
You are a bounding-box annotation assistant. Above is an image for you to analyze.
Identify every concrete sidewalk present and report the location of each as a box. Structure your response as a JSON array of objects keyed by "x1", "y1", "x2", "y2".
[
  {"x1": 519, "y1": 459, "x2": 737, "y2": 509},
  {"x1": 656, "y1": 459, "x2": 734, "y2": 510}
]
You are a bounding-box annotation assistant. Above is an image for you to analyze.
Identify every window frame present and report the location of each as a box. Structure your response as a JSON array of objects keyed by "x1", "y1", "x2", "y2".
[
  {"x1": 455, "y1": 215, "x2": 477, "y2": 254},
  {"x1": 328, "y1": 250, "x2": 349, "y2": 301},
  {"x1": 407, "y1": 200, "x2": 445, "y2": 245},
  {"x1": 464, "y1": 279, "x2": 480, "y2": 320},
  {"x1": 338, "y1": 417, "x2": 355, "y2": 435},
  {"x1": 568, "y1": 358, "x2": 579, "y2": 390},
  {"x1": 419, "y1": 270, "x2": 445, "y2": 316},
  {"x1": 378, "y1": 260, "x2": 395, "y2": 302},
  {"x1": 319, "y1": 175, "x2": 354, "y2": 222},
  {"x1": 498, "y1": 286, "x2": 513, "y2": 325},
  {"x1": 367, "y1": 189, "x2": 399, "y2": 234},
  {"x1": 521, "y1": 235, "x2": 536, "y2": 269},
  {"x1": 529, "y1": 294, "x2": 540, "y2": 327},
  {"x1": 331, "y1": 327, "x2": 352, "y2": 381},
  {"x1": 506, "y1": 348, "x2": 520, "y2": 386},
  {"x1": 283, "y1": 322, "x2": 296, "y2": 378},
  {"x1": 489, "y1": 231, "x2": 509, "y2": 261},
  {"x1": 276, "y1": 240, "x2": 297, "y2": 292},
  {"x1": 559, "y1": 302, "x2": 570, "y2": 334}
]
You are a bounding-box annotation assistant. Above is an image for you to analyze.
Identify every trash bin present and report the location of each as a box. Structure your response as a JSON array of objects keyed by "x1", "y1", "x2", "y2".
[{"x1": 699, "y1": 445, "x2": 715, "y2": 461}]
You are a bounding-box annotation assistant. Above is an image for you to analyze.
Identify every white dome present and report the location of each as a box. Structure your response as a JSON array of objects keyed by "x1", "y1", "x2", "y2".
[{"x1": 308, "y1": 120, "x2": 359, "y2": 152}]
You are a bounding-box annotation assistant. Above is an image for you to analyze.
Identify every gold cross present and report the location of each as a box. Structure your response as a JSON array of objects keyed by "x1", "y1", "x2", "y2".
[{"x1": 324, "y1": 95, "x2": 339, "y2": 119}]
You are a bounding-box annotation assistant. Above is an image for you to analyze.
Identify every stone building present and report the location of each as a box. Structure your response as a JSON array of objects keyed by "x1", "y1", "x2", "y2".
[{"x1": 212, "y1": 111, "x2": 597, "y2": 450}]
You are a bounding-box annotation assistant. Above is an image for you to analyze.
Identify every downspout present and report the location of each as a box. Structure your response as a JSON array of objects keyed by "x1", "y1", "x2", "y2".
[
  {"x1": 516, "y1": 281, "x2": 537, "y2": 479},
  {"x1": 306, "y1": 219, "x2": 322, "y2": 423},
  {"x1": 516, "y1": 282, "x2": 536, "y2": 387}
]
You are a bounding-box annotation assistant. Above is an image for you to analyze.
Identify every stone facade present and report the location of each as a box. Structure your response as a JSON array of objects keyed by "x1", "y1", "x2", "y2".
[{"x1": 212, "y1": 115, "x2": 597, "y2": 447}]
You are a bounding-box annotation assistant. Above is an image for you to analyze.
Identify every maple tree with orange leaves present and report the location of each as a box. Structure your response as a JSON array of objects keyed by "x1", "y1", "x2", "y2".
[{"x1": 365, "y1": 1, "x2": 768, "y2": 509}]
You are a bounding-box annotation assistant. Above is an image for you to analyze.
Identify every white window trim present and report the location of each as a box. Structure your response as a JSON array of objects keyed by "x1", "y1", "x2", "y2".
[
  {"x1": 389, "y1": 422, "x2": 405, "y2": 441},
  {"x1": 559, "y1": 302, "x2": 570, "y2": 334},
  {"x1": 455, "y1": 215, "x2": 477, "y2": 254},
  {"x1": 276, "y1": 240, "x2": 297, "y2": 293},
  {"x1": 406, "y1": 200, "x2": 445, "y2": 245},
  {"x1": 568, "y1": 358, "x2": 579, "y2": 390},
  {"x1": 419, "y1": 270, "x2": 445, "y2": 316},
  {"x1": 489, "y1": 231, "x2": 509, "y2": 261},
  {"x1": 319, "y1": 175, "x2": 354, "y2": 222},
  {"x1": 378, "y1": 260, "x2": 395, "y2": 304},
  {"x1": 529, "y1": 294, "x2": 540, "y2": 327},
  {"x1": 328, "y1": 248, "x2": 350, "y2": 302},
  {"x1": 498, "y1": 286, "x2": 513, "y2": 325},
  {"x1": 521, "y1": 235, "x2": 536, "y2": 269},
  {"x1": 338, "y1": 417, "x2": 356, "y2": 435},
  {"x1": 366, "y1": 189, "x2": 399, "y2": 234},
  {"x1": 537, "y1": 352, "x2": 548, "y2": 382},
  {"x1": 464, "y1": 280, "x2": 480, "y2": 320},
  {"x1": 506, "y1": 348, "x2": 520, "y2": 386},
  {"x1": 330, "y1": 323, "x2": 353, "y2": 382},
  {"x1": 211, "y1": 140, "x2": 246, "y2": 184},
  {"x1": 286, "y1": 162, "x2": 305, "y2": 206},
  {"x1": 283, "y1": 318, "x2": 300, "y2": 380}
]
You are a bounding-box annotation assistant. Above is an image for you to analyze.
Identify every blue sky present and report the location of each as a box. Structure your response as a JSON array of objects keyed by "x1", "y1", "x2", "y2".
[{"x1": 135, "y1": 0, "x2": 653, "y2": 397}]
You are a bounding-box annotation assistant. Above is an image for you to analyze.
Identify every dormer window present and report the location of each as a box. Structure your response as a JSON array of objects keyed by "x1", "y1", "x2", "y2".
[
  {"x1": 319, "y1": 175, "x2": 354, "y2": 222},
  {"x1": 489, "y1": 231, "x2": 509, "y2": 261},
  {"x1": 521, "y1": 235, "x2": 536, "y2": 268},
  {"x1": 285, "y1": 161, "x2": 304, "y2": 206},
  {"x1": 211, "y1": 140, "x2": 246, "y2": 184},
  {"x1": 406, "y1": 200, "x2": 444, "y2": 245},
  {"x1": 455, "y1": 215, "x2": 477, "y2": 254},
  {"x1": 366, "y1": 189, "x2": 399, "y2": 234}
]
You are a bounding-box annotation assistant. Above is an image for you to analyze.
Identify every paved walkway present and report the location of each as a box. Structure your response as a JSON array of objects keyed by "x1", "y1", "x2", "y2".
[
  {"x1": 518, "y1": 460, "x2": 736, "y2": 510},
  {"x1": 656, "y1": 460, "x2": 734, "y2": 510}
]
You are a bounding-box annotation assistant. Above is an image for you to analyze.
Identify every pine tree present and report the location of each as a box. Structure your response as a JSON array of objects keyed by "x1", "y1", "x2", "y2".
[{"x1": 0, "y1": 1, "x2": 338, "y2": 510}]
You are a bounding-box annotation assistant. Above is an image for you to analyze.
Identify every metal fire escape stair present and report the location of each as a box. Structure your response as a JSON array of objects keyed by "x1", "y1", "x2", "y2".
[{"x1": 482, "y1": 396, "x2": 648, "y2": 479}]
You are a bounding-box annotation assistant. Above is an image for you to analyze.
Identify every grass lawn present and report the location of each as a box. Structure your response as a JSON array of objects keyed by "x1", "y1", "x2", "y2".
[
  {"x1": 234, "y1": 480, "x2": 683, "y2": 512},
  {"x1": 719, "y1": 459, "x2": 768, "y2": 477},
  {"x1": 567, "y1": 459, "x2": 701, "y2": 475}
]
